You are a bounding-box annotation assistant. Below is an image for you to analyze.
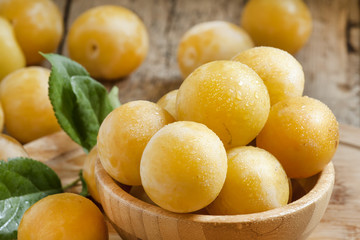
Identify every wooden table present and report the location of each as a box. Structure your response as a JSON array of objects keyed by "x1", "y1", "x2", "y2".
[
  {"x1": 30, "y1": 0, "x2": 360, "y2": 239},
  {"x1": 52, "y1": 0, "x2": 360, "y2": 127}
]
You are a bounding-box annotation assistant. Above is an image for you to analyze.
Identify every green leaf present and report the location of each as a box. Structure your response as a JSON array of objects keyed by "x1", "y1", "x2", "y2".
[
  {"x1": 0, "y1": 158, "x2": 62, "y2": 239},
  {"x1": 42, "y1": 53, "x2": 120, "y2": 152},
  {"x1": 108, "y1": 86, "x2": 121, "y2": 109},
  {"x1": 70, "y1": 76, "x2": 117, "y2": 151}
]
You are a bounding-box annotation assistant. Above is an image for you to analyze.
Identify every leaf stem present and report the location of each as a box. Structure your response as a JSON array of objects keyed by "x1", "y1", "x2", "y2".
[{"x1": 62, "y1": 177, "x2": 81, "y2": 191}]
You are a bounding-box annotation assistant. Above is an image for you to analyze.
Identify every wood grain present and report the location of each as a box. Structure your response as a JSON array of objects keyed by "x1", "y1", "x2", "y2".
[
  {"x1": 23, "y1": 131, "x2": 122, "y2": 239},
  {"x1": 298, "y1": 0, "x2": 360, "y2": 127},
  {"x1": 309, "y1": 125, "x2": 360, "y2": 240},
  {"x1": 52, "y1": 0, "x2": 67, "y2": 15},
  {"x1": 53, "y1": 0, "x2": 360, "y2": 127},
  {"x1": 22, "y1": 124, "x2": 360, "y2": 239},
  {"x1": 64, "y1": 0, "x2": 183, "y2": 102}
]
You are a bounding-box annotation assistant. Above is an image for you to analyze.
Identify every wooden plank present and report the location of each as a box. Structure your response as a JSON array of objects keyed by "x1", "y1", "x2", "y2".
[
  {"x1": 63, "y1": 0, "x2": 177, "y2": 103},
  {"x1": 24, "y1": 130, "x2": 123, "y2": 239},
  {"x1": 298, "y1": 0, "x2": 360, "y2": 127},
  {"x1": 53, "y1": 0, "x2": 69, "y2": 53},
  {"x1": 53, "y1": 0, "x2": 67, "y2": 16},
  {"x1": 309, "y1": 124, "x2": 360, "y2": 239},
  {"x1": 63, "y1": 0, "x2": 247, "y2": 103},
  {"x1": 309, "y1": 143, "x2": 360, "y2": 239},
  {"x1": 346, "y1": 0, "x2": 360, "y2": 128},
  {"x1": 339, "y1": 124, "x2": 360, "y2": 148},
  {"x1": 60, "y1": 0, "x2": 360, "y2": 127}
]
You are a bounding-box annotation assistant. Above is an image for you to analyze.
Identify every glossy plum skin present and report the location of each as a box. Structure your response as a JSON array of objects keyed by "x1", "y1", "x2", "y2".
[
  {"x1": 176, "y1": 60, "x2": 270, "y2": 148},
  {"x1": 0, "y1": 101, "x2": 3, "y2": 132},
  {"x1": 156, "y1": 89, "x2": 178, "y2": 120},
  {"x1": 83, "y1": 146, "x2": 101, "y2": 203},
  {"x1": 233, "y1": 46, "x2": 305, "y2": 106},
  {"x1": 18, "y1": 193, "x2": 108, "y2": 240},
  {"x1": 241, "y1": 0, "x2": 312, "y2": 54},
  {"x1": 256, "y1": 96, "x2": 339, "y2": 178},
  {"x1": 67, "y1": 5, "x2": 149, "y2": 80},
  {"x1": 97, "y1": 100, "x2": 174, "y2": 186},
  {"x1": 207, "y1": 146, "x2": 289, "y2": 215},
  {"x1": 140, "y1": 121, "x2": 227, "y2": 213},
  {"x1": 0, "y1": 0, "x2": 63, "y2": 64},
  {"x1": 0, "y1": 16, "x2": 25, "y2": 81},
  {"x1": 0, "y1": 134, "x2": 28, "y2": 161},
  {"x1": 0, "y1": 67, "x2": 61, "y2": 143},
  {"x1": 177, "y1": 21, "x2": 254, "y2": 78}
]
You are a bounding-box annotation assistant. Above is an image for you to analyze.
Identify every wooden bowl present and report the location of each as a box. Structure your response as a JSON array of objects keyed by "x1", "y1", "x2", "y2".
[{"x1": 95, "y1": 159, "x2": 334, "y2": 240}]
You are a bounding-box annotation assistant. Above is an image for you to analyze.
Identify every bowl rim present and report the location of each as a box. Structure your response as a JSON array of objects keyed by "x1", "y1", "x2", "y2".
[{"x1": 95, "y1": 159, "x2": 335, "y2": 224}]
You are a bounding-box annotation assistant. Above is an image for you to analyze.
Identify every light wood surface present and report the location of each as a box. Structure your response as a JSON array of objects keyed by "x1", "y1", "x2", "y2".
[
  {"x1": 309, "y1": 125, "x2": 360, "y2": 240},
  {"x1": 50, "y1": 0, "x2": 360, "y2": 127},
  {"x1": 23, "y1": 124, "x2": 360, "y2": 239}
]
